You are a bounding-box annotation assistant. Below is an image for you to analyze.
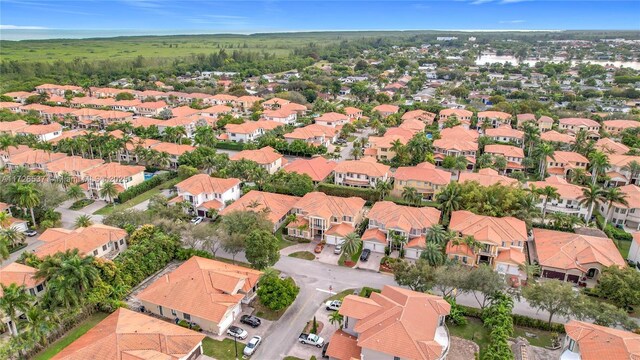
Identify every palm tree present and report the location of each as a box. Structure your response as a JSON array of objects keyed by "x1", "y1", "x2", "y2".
[
  {"x1": 66, "y1": 184, "x2": 85, "y2": 201},
  {"x1": 588, "y1": 150, "x2": 610, "y2": 185},
  {"x1": 622, "y1": 160, "x2": 640, "y2": 185},
  {"x1": 0, "y1": 211, "x2": 10, "y2": 228},
  {"x1": 535, "y1": 142, "x2": 555, "y2": 179},
  {"x1": 0, "y1": 283, "x2": 32, "y2": 336},
  {"x1": 350, "y1": 145, "x2": 363, "y2": 160},
  {"x1": 74, "y1": 214, "x2": 93, "y2": 228},
  {"x1": 7, "y1": 182, "x2": 41, "y2": 227},
  {"x1": 328, "y1": 311, "x2": 343, "y2": 328},
  {"x1": 341, "y1": 232, "x2": 361, "y2": 258},
  {"x1": 523, "y1": 122, "x2": 540, "y2": 156},
  {"x1": 437, "y1": 183, "x2": 462, "y2": 225},
  {"x1": 401, "y1": 186, "x2": 420, "y2": 206},
  {"x1": 1, "y1": 228, "x2": 25, "y2": 248},
  {"x1": 194, "y1": 126, "x2": 216, "y2": 148},
  {"x1": 602, "y1": 187, "x2": 628, "y2": 227},
  {"x1": 0, "y1": 237, "x2": 9, "y2": 264},
  {"x1": 375, "y1": 180, "x2": 392, "y2": 200},
  {"x1": 21, "y1": 306, "x2": 57, "y2": 349},
  {"x1": 154, "y1": 151, "x2": 172, "y2": 169},
  {"x1": 513, "y1": 193, "x2": 541, "y2": 228},
  {"x1": 448, "y1": 155, "x2": 468, "y2": 179},
  {"x1": 537, "y1": 186, "x2": 560, "y2": 223},
  {"x1": 36, "y1": 250, "x2": 98, "y2": 308},
  {"x1": 420, "y1": 242, "x2": 445, "y2": 266},
  {"x1": 426, "y1": 224, "x2": 449, "y2": 246},
  {"x1": 579, "y1": 183, "x2": 605, "y2": 224},
  {"x1": 99, "y1": 181, "x2": 119, "y2": 204}
]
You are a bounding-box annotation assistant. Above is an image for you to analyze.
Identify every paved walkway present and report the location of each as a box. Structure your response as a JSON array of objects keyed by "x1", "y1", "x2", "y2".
[{"x1": 56, "y1": 199, "x2": 106, "y2": 229}]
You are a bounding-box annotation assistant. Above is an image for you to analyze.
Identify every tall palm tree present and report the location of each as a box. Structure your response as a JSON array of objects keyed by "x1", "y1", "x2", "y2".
[
  {"x1": 154, "y1": 151, "x2": 172, "y2": 169},
  {"x1": 341, "y1": 232, "x2": 361, "y2": 259},
  {"x1": 36, "y1": 250, "x2": 98, "y2": 308},
  {"x1": 375, "y1": 180, "x2": 392, "y2": 200},
  {"x1": 513, "y1": 193, "x2": 541, "y2": 228},
  {"x1": 1, "y1": 228, "x2": 25, "y2": 248},
  {"x1": 602, "y1": 187, "x2": 628, "y2": 227},
  {"x1": 0, "y1": 284, "x2": 32, "y2": 336},
  {"x1": 523, "y1": 122, "x2": 540, "y2": 156},
  {"x1": 401, "y1": 186, "x2": 420, "y2": 206},
  {"x1": 449, "y1": 155, "x2": 468, "y2": 179},
  {"x1": 74, "y1": 214, "x2": 93, "y2": 228},
  {"x1": 194, "y1": 126, "x2": 216, "y2": 148},
  {"x1": 426, "y1": 224, "x2": 449, "y2": 246},
  {"x1": 57, "y1": 171, "x2": 73, "y2": 190},
  {"x1": 7, "y1": 182, "x2": 41, "y2": 227},
  {"x1": 420, "y1": 242, "x2": 445, "y2": 266},
  {"x1": 66, "y1": 184, "x2": 85, "y2": 201},
  {"x1": 21, "y1": 306, "x2": 58, "y2": 349},
  {"x1": 437, "y1": 183, "x2": 462, "y2": 225},
  {"x1": 579, "y1": 183, "x2": 605, "y2": 224},
  {"x1": 622, "y1": 160, "x2": 640, "y2": 185},
  {"x1": 328, "y1": 311, "x2": 343, "y2": 328},
  {"x1": 0, "y1": 237, "x2": 9, "y2": 264},
  {"x1": 537, "y1": 185, "x2": 560, "y2": 223},
  {"x1": 535, "y1": 142, "x2": 555, "y2": 179},
  {"x1": 99, "y1": 181, "x2": 119, "y2": 204},
  {"x1": 588, "y1": 150, "x2": 610, "y2": 185},
  {"x1": 350, "y1": 145, "x2": 363, "y2": 160}
]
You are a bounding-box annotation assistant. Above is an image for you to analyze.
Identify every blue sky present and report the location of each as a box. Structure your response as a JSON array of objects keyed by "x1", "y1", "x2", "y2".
[{"x1": 1, "y1": 0, "x2": 639, "y2": 33}]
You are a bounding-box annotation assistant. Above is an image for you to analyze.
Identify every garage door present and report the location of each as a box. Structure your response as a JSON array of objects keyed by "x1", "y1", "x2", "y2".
[
  {"x1": 566, "y1": 274, "x2": 580, "y2": 283},
  {"x1": 542, "y1": 270, "x2": 565, "y2": 280}
]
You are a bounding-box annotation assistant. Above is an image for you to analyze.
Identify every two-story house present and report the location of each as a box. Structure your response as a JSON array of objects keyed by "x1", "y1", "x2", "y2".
[
  {"x1": 547, "y1": 151, "x2": 589, "y2": 178},
  {"x1": 606, "y1": 154, "x2": 640, "y2": 186},
  {"x1": 328, "y1": 285, "x2": 451, "y2": 360},
  {"x1": 17, "y1": 123, "x2": 62, "y2": 141},
  {"x1": 136, "y1": 101, "x2": 168, "y2": 117},
  {"x1": 314, "y1": 112, "x2": 350, "y2": 128},
  {"x1": 363, "y1": 201, "x2": 441, "y2": 259},
  {"x1": 438, "y1": 108, "x2": 473, "y2": 129},
  {"x1": 558, "y1": 118, "x2": 601, "y2": 139},
  {"x1": 402, "y1": 109, "x2": 436, "y2": 125},
  {"x1": 484, "y1": 144, "x2": 525, "y2": 173},
  {"x1": 45, "y1": 156, "x2": 105, "y2": 183},
  {"x1": 540, "y1": 130, "x2": 575, "y2": 149},
  {"x1": 230, "y1": 146, "x2": 284, "y2": 174},
  {"x1": 446, "y1": 210, "x2": 528, "y2": 284},
  {"x1": 560, "y1": 320, "x2": 640, "y2": 360},
  {"x1": 173, "y1": 174, "x2": 241, "y2": 217},
  {"x1": 282, "y1": 157, "x2": 336, "y2": 183},
  {"x1": 136, "y1": 256, "x2": 262, "y2": 336},
  {"x1": 484, "y1": 126, "x2": 524, "y2": 146},
  {"x1": 602, "y1": 119, "x2": 640, "y2": 137},
  {"x1": 373, "y1": 104, "x2": 400, "y2": 118},
  {"x1": 6, "y1": 149, "x2": 67, "y2": 172},
  {"x1": 220, "y1": 190, "x2": 300, "y2": 232},
  {"x1": 533, "y1": 228, "x2": 625, "y2": 286},
  {"x1": 478, "y1": 111, "x2": 512, "y2": 128},
  {"x1": 262, "y1": 106, "x2": 298, "y2": 125},
  {"x1": 333, "y1": 157, "x2": 391, "y2": 188},
  {"x1": 149, "y1": 142, "x2": 195, "y2": 169},
  {"x1": 283, "y1": 124, "x2": 338, "y2": 147},
  {"x1": 392, "y1": 162, "x2": 451, "y2": 201},
  {"x1": 595, "y1": 138, "x2": 630, "y2": 155},
  {"x1": 528, "y1": 176, "x2": 589, "y2": 220},
  {"x1": 84, "y1": 163, "x2": 145, "y2": 200},
  {"x1": 0, "y1": 145, "x2": 31, "y2": 168},
  {"x1": 0, "y1": 263, "x2": 46, "y2": 336},
  {"x1": 35, "y1": 224, "x2": 128, "y2": 260},
  {"x1": 287, "y1": 192, "x2": 365, "y2": 245},
  {"x1": 598, "y1": 184, "x2": 640, "y2": 230},
  {"x1": 224, "y1": 120, "x2": 282, "y2": 143},
  {"x1": 344, "y1": 107, "x2": 364, "y2": 120},
  {"x1": 459, "y1": 168, "x2": 519, "y2": 187}
]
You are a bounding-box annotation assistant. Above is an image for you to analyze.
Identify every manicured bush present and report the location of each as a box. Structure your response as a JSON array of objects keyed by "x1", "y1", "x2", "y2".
[
  {"x1": 69, "y1": 199, "x2": 94, "y2": 210},
  {"x1": 215, "y1": 141, "x2": 246, "y2": 151},
  {"x1": 175, "y1": 248, "x2": 214, "y2": 260},
  {"x1": 512, "y1": 314, "x2": 565, "y2": 333},
  {"x1": 316, "y1": 183, "x2": 380, "y2": 202},
  {"x1": 360, "y1": 287, "x2": 381, "y2": 298},
  {"x1": 178, "y1": 319, "x2": 189, "y2": 328},
  {"x1": 117, "y1": 171, "x2": 176, "y2": 203}
]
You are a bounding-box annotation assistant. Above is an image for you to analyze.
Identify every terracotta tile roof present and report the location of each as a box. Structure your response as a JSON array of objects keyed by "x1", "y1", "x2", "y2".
[
  {"x1": 45, "y1": 156, "x2": 104, "y2": 174},
  {"x1": 445, "y1": 242, "x2": 475, "y2": 257},
  {"x1": 334, "y1": 157, "x2": 390, "y2": 177},
  {"x1": 538, "y1": 116, "x2": 554, "y2": 124},
  {"x1": 0, "y1": 263, "x2": 41, "y2": 296},
  {"x1": 495, "y1": 248, "x2": 526, "y2": 265},
  {"x1": 406, "y1": 236, "x2": 427, "y2": 249},
  {"x1": 373, "y1": 104, "x2": 399, "y2": 114},
  {"x1": 326, "y1": 223, "x2": 356, "y2": 237},
  {"x1": 0, "y1": 120, "x2": 28, "y2": 133},
  {"x1": 230, "y1": 146, "x2": 282, "y2": 165},
  {"x1": 559, "y1": 117, "x2": 600, "y2": 127},
  {"x1": 533, "y1": 228, "x2": 626, "y2": 272},
  {"x1": 201, "y1": 105, "x2": 233, "y2": 114},
  {"x1": 236, "y1": 95, "x2": 263, "y2": 104},
  {"x1": 225, "y1": 120, "x2": 282, "y2": 134},
  {"x1": 85, "y1": 163, "x2": 145, "y2": 179},
  {"x1": 175, "y1": 174, "x2": 240, "y2": 196},
  {"x1": 284, "y1": 124, "x2": 337, "y2": 140},
  {"x1": 564, "y1": 320, "x2": 640, "y2": 360},
  {"x1": 614, "y1": 185, "x2": 640, "y2": 209},
  {"x1": 478, "y1": 111, "x2": 511, "y2": 120},
  {"x1": 384, "y1": 127, "x2": 417, "y2": 140},
  {"x1": 528, "y1": 176, "x2": 585, "y2": 200},
  {"x1": 449, "y1": 210, "x2": 527, "y2": 246},
  {"x1": 485, "y1": 126, "x2": 524, "y2": 140},
  {"x1": 439, "y1": 126, "x2": 479, "y2": 141},
  {"x1": 210, "y1": 94, "x2": 238, "y2": 102},
  {"x1": 607, "y1": 154, "x2": 640, "y2": 168},
  {"x1": 19, "y1": 122, "x2": 62, "y2": 136},
  {"x1": 36, "y1": 224, "x2": 127, "y2": 258},
  {"x1": 362, "y1": 228, "x2": 387, "y2": 244},
  {"x1": 294, "y1": 191, "x2": 365, "y2": 222},
  {"x1": 170, "y1": 106, "x2": 201, "y2": 118},
  {"x1": 402, "y1": 110, "x2": 436, "y2": 123},
  {"x1": 394, "y1": 164, "x2": 451, "y2": 185},
  {"x1": 137, "y1": 256, "x2": 262, "y2": 324},
  {"x1": 263, "y1": 107, "x2": 296, "y2": 118},
  {"x1": 262, "y1": 97, "x2": 290, "y2": 106},
  {"x1": 399, "y1": 118, "x2": 427, "y2": 132},
  {"x1": 339, "y1": 294, "x2": 383, "y2": 319},
  {"x1": 315, "y1": 112, "x2": 349, "y2": 122},
  {"x1": 484, "y1": 144, "x2": 524, "y2": 159},
  {"x1": 0, "y1": 145, "x2": 31, "y2": 158},
  {"x1": 368, "y1": 201, "x2": 441, "y2": 233},
  {"x1": 48, "y1": 130, "x2": 88, "y2": 144},
  {"x1": 220, "y1": 190, "x2": 299, "y2": 226},
  {"x1": 516, "y1": 113, "x2": 536, "y2": 123},
  {"x1": 51, "y1": 308, "x2": 204, "y2": 360},
  {"x1": 137, "y1": 101, "x2": 167, "y2": 110},
  {"x1": 458, "y1": 168, "x2": 518, "y2": 187},
  {"x1": 439, "y1": 108, "x2": 472, "y2": 118},
  {"x1": 151, "y1": 142, "x2": 195, "y2": 157},
  {"x1": 326, "y1": 330, "x2": 361, "y2": 360},
  {"x1": 549, "y1": 151, "x2": 589, "y2": 164},
  {"x1": 603, "y1": 119, "x2": 640, "y2": 131},
  {"x1": 0, "y1": 102, "x2": 21, "y2": 109},
  {"x1": 9, "y1": 149, "x2": 67, "y2": 166},
  {"x1": 595, "y1": 138, "x2": 630, "y2": 155},
  {"x1": 127, "y1": 117, "x2": 163, "y2": 129},
  {"x1": 343, "y1": 286, "x2": 450, "y2": 360},
  {"x1": 368, "y1": 134, "x2": 410, "y2": 149},
  {"x1": 344, "y1": 107, "x2": 363, "y2": 116},
  {"x1": 282, "y1": 157, "x2": 336, "y2": 182},
  {"x1": 540, "y1": 130, "x2": 575, "y2": 144},
  {"x1": 433, "y1": 138, "x2": 478, "y2": 152}
]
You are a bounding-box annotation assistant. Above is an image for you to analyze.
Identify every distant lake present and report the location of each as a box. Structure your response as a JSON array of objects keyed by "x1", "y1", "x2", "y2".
[{"x1": 475, "y1": 54, "x2": 640, "y2": 70}]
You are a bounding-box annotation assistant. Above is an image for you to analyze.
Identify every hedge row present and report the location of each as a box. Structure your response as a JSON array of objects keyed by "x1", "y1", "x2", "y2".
[
  {"x1": 215, "y1": 141, "x2": 246, "y2": 151},
  {"x1": 458, "y1": 304, "x2": 565, "y2": 333},
  {"x1": 316, "y1": 183, "x2": 380, "y2": 203},
  {"x1": 595, "y1": 213, "x2": 633, "y2": 241},
  {"x1": 117, "y1": 171, "x2": 176, "y2": 203}
]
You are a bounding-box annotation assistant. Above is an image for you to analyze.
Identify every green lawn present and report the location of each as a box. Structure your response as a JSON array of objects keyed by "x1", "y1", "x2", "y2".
[
  {"x1": 93, "y1": 177, "x2": 181, "y2": 215},
  {"x1": 283, "y1": 357, "x2": 305, "y2": 360},
  {"x1": 34, "y1": 312, "x2": 109, "y2": 360},
  {"x1": 617, "y1": 239, "x2": 631, "y2": 259},
  {"x1": 325, "y1": 289, "x2": 356, "y2": 302},
  {"x1": 288, "y1": 251, "x2": 316, "y2": 260},
  {"x1": 202, "y1": 337, "x2": 245, "y2": 360}
]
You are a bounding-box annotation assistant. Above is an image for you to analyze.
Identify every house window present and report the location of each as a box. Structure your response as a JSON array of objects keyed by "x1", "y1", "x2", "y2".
[
  {"x1": 183, "y1": 313, "x2": 191, "y2": 320},
  {"x1": 568, "y1": 339, "x2": 576, "y2": 352},
  {"x1": 102, "y1": 245, "x2": 107, "y2": 251},
  {"x1": 120, "y1": 239, "x2": 124, "y2": 245},
  {"x1": 36, "y1": 284, "x2": 44, "y2": 292},
  {"x1": 93, "y1": 250, "x2": 98, "y2": 256},
  {"x1": 29, "y1": 288, "x2": 36, "y2": 296},
  {"x1": 171, "y1": 309, "x2": 177, "y2": 316},
  {"x1": 159, "y1": 306, "x2": 164, "y2": 316}
]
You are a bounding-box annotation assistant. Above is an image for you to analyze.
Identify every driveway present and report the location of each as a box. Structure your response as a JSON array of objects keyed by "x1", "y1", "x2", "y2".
[
  {"x1": 285, "y1": 303, "x2": 340, "y2": 359},
  {"x1": 356, "y1": 252, "x2": 383, "y2": 272},
  {"x1": 56, "y1": 199, "x2": 105, "y2": 229}
]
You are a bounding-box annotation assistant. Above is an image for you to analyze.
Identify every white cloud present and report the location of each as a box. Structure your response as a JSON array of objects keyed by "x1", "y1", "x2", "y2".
[
  {"x1": 499, "y1": 20, "x2": 526, "y2": 23},
  {"x1": 0, "y1": 24, "x2": 47, "y2": 29}
]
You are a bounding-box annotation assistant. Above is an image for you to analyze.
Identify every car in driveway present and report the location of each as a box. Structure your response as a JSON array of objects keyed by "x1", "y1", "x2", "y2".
[
  {"x1": 299, "y1": 333, "x2": 325, "y2": 347},
  {"x1": 190, "y1": 216, "x2": 204, "y2": 225},
  {"x1": 334, "y1": 243, "x2": 342, "y2": 255},
  {"x1": 314, "y1": 243, "x2": 324, "y2": 253},
  {"x1": 243, "y1": 336, "x2": 262, "y2": 356},
  {"x1": 325, "y1": 300, "x2": 341, "y2": 311},
  {"x1": 226, "y1": 325, "x2": 248, "y2": 340},
  {"x1": 240, "y1": 315, "x2": 261, "y2": 328},
  {"x1": 360, "y1": 249, "x2": 371, "y2": 261},
  {"x1": 24, "y1": 229, "x2": 38, "y2": 237},
  {"x1": 322, "y1": 342, "x2": 330, "y2": 358}
]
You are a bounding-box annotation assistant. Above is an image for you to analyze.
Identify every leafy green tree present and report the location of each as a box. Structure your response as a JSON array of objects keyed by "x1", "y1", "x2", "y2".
[
  {"x1": 522, "y1": 279, "x2": 580, "y2": 326},
  {"x1": 391, "y1": 259, "x2": 435, "y2": 292},
  {"x1": 36, "y1": 249, "x2": 99, "y2": 308},
  {"x1": 0, "y1": 284, "x2": 32, "y2": 336},
  {"x1": 257, "y1": 273, "x2": 299, "y2": 311},
  {"x1": 433, "y1": 264, "x2": 470, "y2": 298},
  {"x1": 601, "y1": 187, "x2": 628, "y2": 227},
  {"x1": 437, "y1": 182, "x2": 462, "y2": 224},
  {"x1": 594, "y1": 266, "x2": 640, "y2": 310},
  {"x1": 7, "y1": 182, "x2": 41, "y2": 226},
  {"x1": 245, "y1": 230, "x2": 280, "y2": 270},
  {"x1": 460, "y1": 265, "x2": 506, "y2": 309},
  {"x1": 441, "y1": 155, "x2": 467, "y2": 179}
]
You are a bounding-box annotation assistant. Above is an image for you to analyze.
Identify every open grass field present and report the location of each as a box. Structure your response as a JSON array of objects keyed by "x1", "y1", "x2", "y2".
[
  {"x1": 0, "y1": 31, "x2": 427, "y2": 63},
  {"x1": 34, "y1": 312, "x2": 109, "y2": 360}
]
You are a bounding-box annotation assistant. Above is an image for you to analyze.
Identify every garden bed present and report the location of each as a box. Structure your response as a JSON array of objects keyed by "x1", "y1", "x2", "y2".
[
  {"x1": 288, "y1": 251, "x2": 316, "y2": 260},
  {"x1": 69, "y1": 199, "x2": 94, "y2": 210},
  {"x1": 303, "y1": 319, "x2": 324, "y2": 335}
]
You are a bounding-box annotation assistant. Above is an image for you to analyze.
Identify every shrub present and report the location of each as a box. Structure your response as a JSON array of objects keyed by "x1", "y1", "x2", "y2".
[
  {"x1": 511, "y1": 314, "x2": 565, "y2": 333},
  {"x1": 257, "y1": 275, "x2": 299, "y2": 311},
  {"x1": 316, "y1": 183, "x2": 380, "y2": 202},
  {"x1": 175, "y1": 248, "x2": 214, "y2": 260},
  {"x1": 445, "y1": 297, "x2": 468, "y2": 326},
  {"x1": 117, "y1": 171, "x2": 177, "y2": 203},
  {"x1": 360, "y1": 287, "x2": 381, "y2": 298},
  {"x1": 178, "y1": 319, "x2": 189, "y2": 328},
  {"x1": 215, "y1": 141, "x2": 246, "y2": 151}
]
